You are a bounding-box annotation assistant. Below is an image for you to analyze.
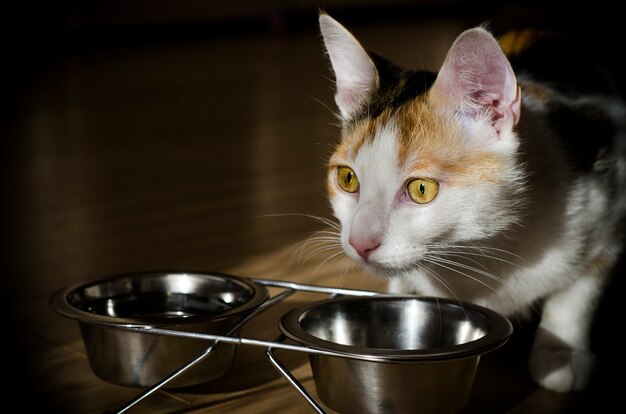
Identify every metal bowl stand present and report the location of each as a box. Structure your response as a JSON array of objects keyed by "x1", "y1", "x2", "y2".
[{"x1": 99, "y1": 278, "x2": 388, "y2": 414}]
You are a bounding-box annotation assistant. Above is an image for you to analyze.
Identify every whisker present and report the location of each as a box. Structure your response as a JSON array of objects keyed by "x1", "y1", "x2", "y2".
[
  {"x1": 271, "y1": 215, "x2": 342, "y2": 270},
  {"x1": 334, "y1": 255, "x2": 357, "y2": 289},
  {"x1": 420, "y1": 266, "x2": 458, "y2": 301},
  {"x1": 294, "y1": 238, "x2": 341, "y2": 265},
  {"x1": 430, "y1": 256, "x2": 506, "y2": 285},
  {"x1": 426, "y1": 251, "x2": 492, "y2": 272},
  {"x1": 418, "y1": 265, "x2": 468, "y2": 320},
  {"x1": 310, "y1": 250, "x2": 346, "y2": 279},
  {"x1": 428, "y1": 249, "x2": 523, "y2": 270},
  {"x1": 303, "y1": 244, "x2": 342, "y2": 260},
  {"x1": 431, "y1": 243, "x2": 528, "y2": 264},
  {"x1": 422, "y1": 258, "x2": 499, "y2": 293},
  {"x1": 426, "y1": 256, "x2": 509, "y2": 287}
]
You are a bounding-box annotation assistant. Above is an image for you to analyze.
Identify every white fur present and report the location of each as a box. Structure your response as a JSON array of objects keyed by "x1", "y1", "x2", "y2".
[{"x1": 319, "y1": 14, "x2": 378, "y2": 120}]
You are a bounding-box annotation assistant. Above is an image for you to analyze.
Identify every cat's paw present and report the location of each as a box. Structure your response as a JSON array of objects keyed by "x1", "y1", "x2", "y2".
[{"x1": 528, "y1": 347, "x2": 595, "y2": 392}]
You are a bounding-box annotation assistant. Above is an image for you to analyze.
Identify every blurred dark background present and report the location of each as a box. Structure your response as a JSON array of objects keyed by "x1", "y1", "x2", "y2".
[
  {"x1": 2, "y1": 1, "x2": 625, "y2": 412},
  {"x1": 4, "y1": 0, "x2": 626, "y2": 178},
  {"x1": 3, "y1": 0, "x2": 626, "y2": 110},
  {"x1": 3, "y1": 0, "x2": 626, "y2": 208}
]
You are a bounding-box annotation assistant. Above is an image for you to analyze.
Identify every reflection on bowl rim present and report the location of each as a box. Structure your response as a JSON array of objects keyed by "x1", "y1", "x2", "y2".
[
  {"x1": 279, "y1": 296, "x2": 513, "y2": 363},
  {"x1": 50, "y1": 270, "x2": 269, "y2": 328}
]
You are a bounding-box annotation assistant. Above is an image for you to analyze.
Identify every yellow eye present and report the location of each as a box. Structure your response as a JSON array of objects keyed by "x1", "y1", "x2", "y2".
[
  {"x1": 337, "y1": 166, "x2": 359, "y2": 193},
  {"x1": 407, "y1": 178, "x2": 439, "y2": 204}
]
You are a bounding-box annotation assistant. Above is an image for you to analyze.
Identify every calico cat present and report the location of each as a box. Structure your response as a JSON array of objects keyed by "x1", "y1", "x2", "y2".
[{"x1": 319, "y1": 13, "x2": 626, "y2": 392}]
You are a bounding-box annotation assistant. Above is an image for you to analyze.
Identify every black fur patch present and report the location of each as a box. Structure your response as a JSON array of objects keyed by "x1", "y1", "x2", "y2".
[
  {"x1": 548, "y1": 101, "x2": 615, "y2": 172},
  {"x1": 351, "y1": 53, "x2": 436, "y2": 121},
  {"x1": 507, "y1": 32, "x2": 615, "y2": 97}
]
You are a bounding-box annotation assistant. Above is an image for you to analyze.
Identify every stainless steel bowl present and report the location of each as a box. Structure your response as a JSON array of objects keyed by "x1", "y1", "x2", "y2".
[
  {"x1": 280, "y1": 296, "x2": 513, "y2": 414},
  {"x1": 50, "y1": 271, "x2": 269, "y2": 388}
]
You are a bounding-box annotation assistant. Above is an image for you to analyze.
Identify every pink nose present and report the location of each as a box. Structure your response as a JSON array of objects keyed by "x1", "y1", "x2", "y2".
[{"x1": 349, "y1": 236, "x2": 380, "y2": 260}]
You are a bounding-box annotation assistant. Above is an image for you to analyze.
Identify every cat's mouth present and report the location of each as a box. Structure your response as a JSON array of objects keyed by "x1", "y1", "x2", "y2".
[{"x1": 344, "y1": 240, "x2": 426, "y2": 276}]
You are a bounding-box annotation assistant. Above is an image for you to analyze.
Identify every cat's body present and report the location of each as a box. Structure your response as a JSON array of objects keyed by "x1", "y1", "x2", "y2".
[{"x1": 319, "y1": 14, "x2": 626, "y2": 392}]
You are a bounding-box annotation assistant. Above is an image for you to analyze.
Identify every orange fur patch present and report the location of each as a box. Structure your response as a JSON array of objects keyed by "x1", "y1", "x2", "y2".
[
  {"x1": 498, "y1": 29, "x2": 550, "y2": 57},
  {"x1": 520, "y1": 80, "x2": 554, "y2": 106},
  {"x1": 326, "y1": 171, "x2": 337, "y2": 198},
  {"x1": 330, "y1": 111, "x2": 393, "y2": 164},
  {"x1": 328, "y1": 95, "x2": 506, "y2": 195},
  {"x1": 586, "y1": 254, "x2": 612, "y2": 277},
  {"x1": 396, "y1": 97, "x2": 505, "y2": 184}
]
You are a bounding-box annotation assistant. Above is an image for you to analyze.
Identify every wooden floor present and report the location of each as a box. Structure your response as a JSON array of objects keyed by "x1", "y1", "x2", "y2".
[{"x1": 3, "y1": 6, "x2": 624, "y2": 414}]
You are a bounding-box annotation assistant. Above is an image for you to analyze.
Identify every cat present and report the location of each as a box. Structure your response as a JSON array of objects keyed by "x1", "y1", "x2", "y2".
[{"x1": 318, "y1": 12, "x2": 626, "y2": 393}]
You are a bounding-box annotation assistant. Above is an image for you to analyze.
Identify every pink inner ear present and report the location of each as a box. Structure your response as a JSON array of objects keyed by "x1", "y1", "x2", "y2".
[
  {"x1": 434, "y1": 28, "x2": 520, "y2": 134},
  {"x1": 336, "y1": 88, "x2": 367, "y2": 115}
]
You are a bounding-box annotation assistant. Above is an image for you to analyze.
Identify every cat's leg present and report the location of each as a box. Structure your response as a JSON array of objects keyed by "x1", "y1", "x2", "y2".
[
  {"x1": 388, "y1": 270, "x2": 435, "y2": 295},
  {"x1": 529, "y1": 273, "x2": 606, "y2": 392},
  {"x1": 388, "y1": 276, "x2": 420, "y2": 294}
]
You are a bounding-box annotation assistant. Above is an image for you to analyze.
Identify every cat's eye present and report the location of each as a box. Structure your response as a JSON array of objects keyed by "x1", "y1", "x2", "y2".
[
  {"x1": 407, "y1": 178, "x2": 439, "y2": 204},
  {"x1": 337, "y1": 166, "x2": 359, "y2": 193}
]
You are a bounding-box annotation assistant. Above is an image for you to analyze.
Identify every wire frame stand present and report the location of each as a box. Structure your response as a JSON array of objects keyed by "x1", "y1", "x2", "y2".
[{"x1": 102, "y1": 278, "x2": 387, "y2": 414}]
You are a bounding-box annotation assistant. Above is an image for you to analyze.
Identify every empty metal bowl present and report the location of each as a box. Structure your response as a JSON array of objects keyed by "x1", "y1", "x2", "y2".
[
  {"x1": 280, "y1": 296, "x2": 513, "y2": 414},
  {"x1": 50, "y1": 271, "x2": 269, "y2": 388}
]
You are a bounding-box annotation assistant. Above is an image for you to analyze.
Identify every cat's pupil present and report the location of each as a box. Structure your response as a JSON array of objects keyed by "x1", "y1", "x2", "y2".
[
  {"x1": 347, "y1": 172, "x2": 352, "y2": 183},
  {"x1": 419, "y1": 183, "x2": 425, "y2": 194}
]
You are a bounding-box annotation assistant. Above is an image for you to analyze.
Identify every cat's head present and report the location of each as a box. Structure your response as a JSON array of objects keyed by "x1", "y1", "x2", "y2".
[{"x1": 320, "y1": 13, "x2": 525, "y2": 277}]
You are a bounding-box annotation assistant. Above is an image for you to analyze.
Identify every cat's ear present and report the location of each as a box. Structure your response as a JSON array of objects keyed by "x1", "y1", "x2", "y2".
[
  {"x1": 319, "y1": 13, "x2": 379, "y2": 120},
  {"x1": 430, "y1": 27, "x2": 521, "y2": 138}
]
